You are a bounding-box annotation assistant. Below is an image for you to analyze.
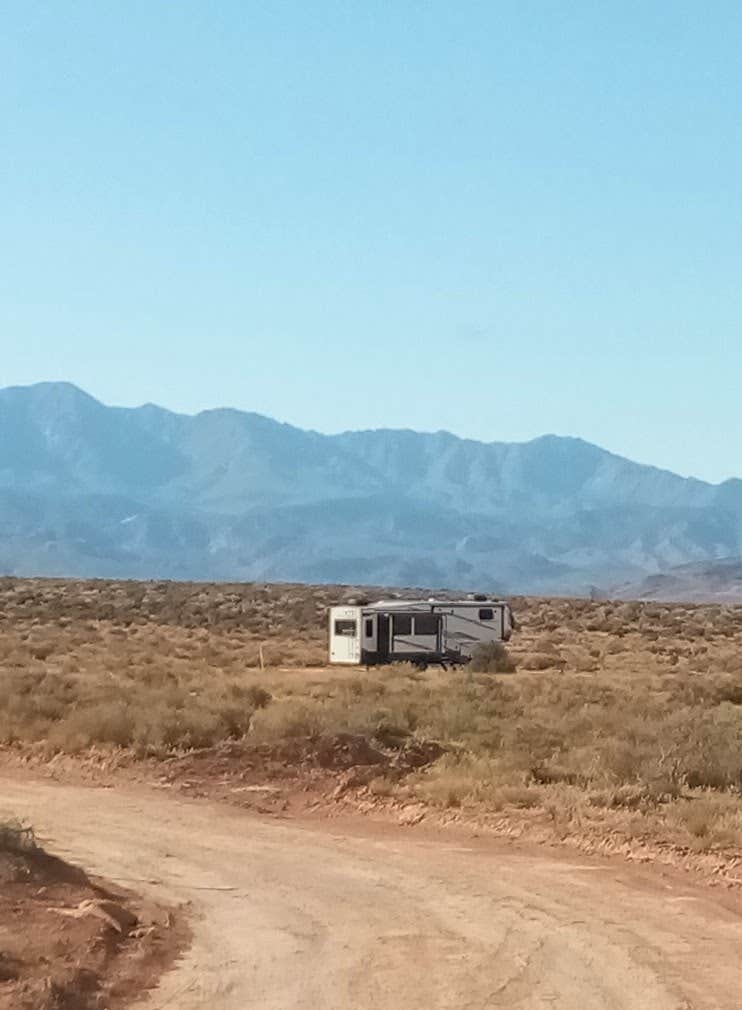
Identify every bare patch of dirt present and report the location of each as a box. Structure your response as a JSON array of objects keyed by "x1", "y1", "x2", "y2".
[{"x1": 0, "y1": 824, "x2": 187, "y2": 1010}]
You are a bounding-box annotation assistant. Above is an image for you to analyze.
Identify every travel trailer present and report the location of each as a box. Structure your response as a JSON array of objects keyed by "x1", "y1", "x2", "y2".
[{"x1": 329, "y1": 596, "x2": 515, "y2": 667}]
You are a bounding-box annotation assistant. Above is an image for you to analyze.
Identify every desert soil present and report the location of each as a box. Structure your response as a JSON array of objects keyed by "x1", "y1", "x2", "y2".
[{"x1": 3, "y1": 775, "x2": 742, "y2": 1010}]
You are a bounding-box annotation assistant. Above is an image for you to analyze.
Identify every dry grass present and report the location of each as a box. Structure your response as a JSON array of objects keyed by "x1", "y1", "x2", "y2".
[{"x1": 2, "y1": 579, "x2": 742, "y2": 855}]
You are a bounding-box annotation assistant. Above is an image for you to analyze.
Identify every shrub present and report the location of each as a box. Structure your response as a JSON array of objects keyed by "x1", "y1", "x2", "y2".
[
  {"x1": 0, "y1": 819, "x2": 35, "y2": 853},
  {"x1": 666, "y1": 793, "x2": 742, "y2": 849},
  {"x1": 469, "y1": 641, "x2": 517, "y2": 674},
  {"x1": 520, "y1": 652, "x2": 559, "y2": 671},
  {"x1": 250, "y1": 700, "x2": 324, "y2": 740}
]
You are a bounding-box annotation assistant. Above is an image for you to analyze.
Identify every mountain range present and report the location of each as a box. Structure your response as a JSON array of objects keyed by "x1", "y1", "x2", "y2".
[{"x1": 1, "y1": 381, "x2": 741, "y2": 598}]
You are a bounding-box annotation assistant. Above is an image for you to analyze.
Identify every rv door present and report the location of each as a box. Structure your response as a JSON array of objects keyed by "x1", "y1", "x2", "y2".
[{"x1": 329, "y1": 607, "x2": 362, "y2": 664}]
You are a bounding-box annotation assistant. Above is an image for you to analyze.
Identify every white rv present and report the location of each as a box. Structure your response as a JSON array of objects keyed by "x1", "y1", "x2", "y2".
[{"x1": 329, "y1": 596, "x2": 515, "y2": 667}]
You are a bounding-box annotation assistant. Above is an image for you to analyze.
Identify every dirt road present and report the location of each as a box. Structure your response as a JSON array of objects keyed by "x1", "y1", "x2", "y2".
[{"x1": 3, "y1": 777, "x2": 741, "y2": 1009}]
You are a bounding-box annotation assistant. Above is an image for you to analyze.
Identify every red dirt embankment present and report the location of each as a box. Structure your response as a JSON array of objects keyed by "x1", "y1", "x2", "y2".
[{"x1": 0, "y1": 822, "x2": 186, "y2": 1010}]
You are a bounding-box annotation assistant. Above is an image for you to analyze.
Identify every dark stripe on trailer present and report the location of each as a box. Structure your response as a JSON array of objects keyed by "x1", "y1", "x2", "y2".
[{"x1": 362, "y1": 650, "x2": 457, "y2": 667}]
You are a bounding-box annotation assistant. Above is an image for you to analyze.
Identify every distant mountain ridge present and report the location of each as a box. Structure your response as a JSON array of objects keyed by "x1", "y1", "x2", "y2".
[
  {"x1": 615, "y1": 559, "x2": 742, "y2": 603},
  {"x1": 1, "y1": 381, "x2": 741, "y2": 597}
]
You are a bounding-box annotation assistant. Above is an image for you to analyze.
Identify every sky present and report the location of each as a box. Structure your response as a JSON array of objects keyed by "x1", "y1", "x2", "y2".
[{"x1": 2, "y1": 2, "x2": 741, "y2": 484}]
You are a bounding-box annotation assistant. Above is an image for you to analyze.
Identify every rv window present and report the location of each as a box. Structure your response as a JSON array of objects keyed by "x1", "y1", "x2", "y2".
[
  {"x1": 414, "y1": 614, "x2": 438, "y2": 636},
  {"x1": 364, "y1": 618, "x2": 374, "y2": 638},
  {"x1": 478, "y1": 608, "x2": 494, "y2": 621},
  {"x1": 334, "y1": 619, "x2": 357, "y2": 637},
  {"x1": 392, "y1": 614, "x2": 412, "y2": 636}
]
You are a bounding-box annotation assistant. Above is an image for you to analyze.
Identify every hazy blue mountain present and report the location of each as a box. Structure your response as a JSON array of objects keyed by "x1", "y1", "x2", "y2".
[
  {"x1": 615, "y1": 558, "x2": 742, "y2": 603},
  {"x1": 1, "y1": 381, "x2": 741, "y2": 596}
]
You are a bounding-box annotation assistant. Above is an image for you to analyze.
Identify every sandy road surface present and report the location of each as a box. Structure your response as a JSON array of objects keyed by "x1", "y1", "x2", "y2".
[{"x1": 2, "y1": 778, "x2": 741, "y2": 1010}]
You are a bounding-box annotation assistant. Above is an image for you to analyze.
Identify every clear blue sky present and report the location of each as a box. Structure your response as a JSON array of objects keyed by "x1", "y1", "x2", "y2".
[{"x1": 2, "y1": 2, "x2": 741, "y2": 483}]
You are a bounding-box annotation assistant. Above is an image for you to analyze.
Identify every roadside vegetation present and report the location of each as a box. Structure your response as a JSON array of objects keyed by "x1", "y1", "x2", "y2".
[
  {"x1": 0, "y1": 817, "x2": 36, "y2": 854},
  {"x1": 1, "y1": 579, "x2": 742, "y2": 859}
]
